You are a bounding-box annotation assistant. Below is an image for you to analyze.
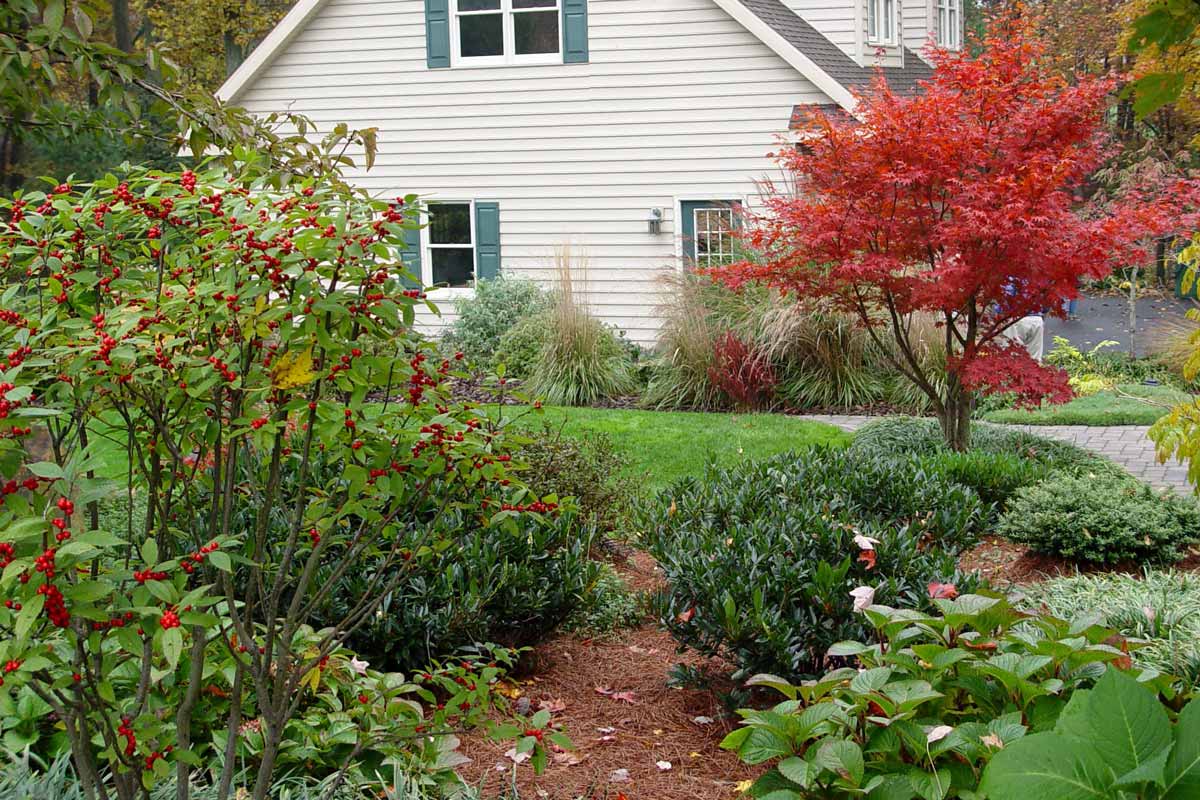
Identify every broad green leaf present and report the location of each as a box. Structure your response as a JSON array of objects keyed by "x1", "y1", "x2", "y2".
[
  {"x1": 1083, "y1": 668, "x2": 1171, "y2": 779},
  {"x1": 814, "y1": 739, "x2": 864, "y2": 786},
  {"x1": 777, "y1": 756, "x2": 813, "y2": 788},
  {"x1": 737, "y1": 727, "x2": 794, "y2": 766},
  {"x1": 980, "y1": 731, "x2": 1112, "y2": 800},
  {"x1": 1163, "y1": 698, "x2": 1200, "y2": 799},
  {"x1": 909, "y1": 767, "x2": 952, "y2": 800}
]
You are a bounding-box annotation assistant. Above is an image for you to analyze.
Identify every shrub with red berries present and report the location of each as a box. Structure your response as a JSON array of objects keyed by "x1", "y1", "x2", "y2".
[{"x1": 0, "y1": 162, "x2": 552, "y2": 797}]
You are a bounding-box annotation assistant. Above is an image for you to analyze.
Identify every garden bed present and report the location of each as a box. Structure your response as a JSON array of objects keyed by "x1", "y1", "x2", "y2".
[
  {"x1": 457, "y1": 552, "x2": 757, "y2": 800},
  {"x1": 961, "y1": 534, "x2": 1200, "y2": 587}
]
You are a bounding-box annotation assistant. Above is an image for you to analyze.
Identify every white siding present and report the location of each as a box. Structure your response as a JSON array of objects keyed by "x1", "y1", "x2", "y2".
[
  {"x1": 232, "y1": 0, "x2": 830, "y2": 345},
  {"x1": 781, "y1": 0, "x2": 857, "y2": 57},
  {"x1": 902, "y1": 0, "x2": 932, "y2": 55}
]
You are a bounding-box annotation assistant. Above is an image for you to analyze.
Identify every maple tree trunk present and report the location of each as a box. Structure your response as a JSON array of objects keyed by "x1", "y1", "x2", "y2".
[{"x1": 938, "y1": 377, "x2": 973, "y2": 452}]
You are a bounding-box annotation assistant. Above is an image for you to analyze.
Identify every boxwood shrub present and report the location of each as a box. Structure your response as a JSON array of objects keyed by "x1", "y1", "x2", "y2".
[
  {"x1": 643, "y1": 448, "x2": 985, "y2": 681},
  {"x1": 997, "y1": 474, "x2": 1200, "y2": 565}
]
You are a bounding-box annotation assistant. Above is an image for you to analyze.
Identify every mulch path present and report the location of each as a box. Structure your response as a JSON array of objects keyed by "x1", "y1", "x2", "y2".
[{"x1": 457, "y1": 552, "x2": 757, "y2": 800}]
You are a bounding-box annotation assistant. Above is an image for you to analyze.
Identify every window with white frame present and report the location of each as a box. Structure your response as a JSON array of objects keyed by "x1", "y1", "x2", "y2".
[
  {"x1": 937, "y1": 0, "x2": 961, "y2": 49},
  {"x1": 454, "y1": 0, "x2": 561, "y2": 65},
  {"x1": 866, "y1": 0, "x2": 896, "y2": 45},
  {"x1": 426, "y1": 202, "x2": 476, "y2": 288},
  {"x1": 694, "y1": 207, "x2": 736, "y2": 268}
]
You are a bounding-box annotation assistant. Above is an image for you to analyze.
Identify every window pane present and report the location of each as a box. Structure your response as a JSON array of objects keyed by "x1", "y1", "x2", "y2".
[
  {"x1": 432, "y1": 248, "x2": 475, "y2": 287},
  {"x1": 513, "y1": 0, "x2": 556, "y2": 7},
  {"x1": 460, "y1": 14, "x2": 503, "y2": 57},
  {"x1": 430, "y1": 204, "x2": 472, "y2": 245},
  {"x1": 458, "y1": 0, "x2": 500, "y2": 11},
  {"x1": 514, "y1": 10, "x2": 559, "y2": 54}
]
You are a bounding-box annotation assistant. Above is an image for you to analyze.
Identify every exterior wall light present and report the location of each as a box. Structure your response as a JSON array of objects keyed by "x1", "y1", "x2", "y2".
[{"x1": 647, "y1": 207, "x2": 663, "y2": 235}]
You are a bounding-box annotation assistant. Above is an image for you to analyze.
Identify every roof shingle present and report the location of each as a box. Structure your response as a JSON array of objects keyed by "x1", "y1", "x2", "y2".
[{"x1": 736, "y1": 0, "x2": 933, "y2": 94}]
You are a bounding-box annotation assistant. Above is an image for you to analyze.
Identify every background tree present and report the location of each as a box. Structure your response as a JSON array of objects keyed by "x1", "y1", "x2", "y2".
[{"x1": 712, "y1": 14, "x2": 1182, "y2": 450}]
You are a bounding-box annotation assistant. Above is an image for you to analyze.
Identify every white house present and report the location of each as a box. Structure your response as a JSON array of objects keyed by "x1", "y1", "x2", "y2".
[{"x1": 218, "y1": 0, "x2": 957, "y2": 345}]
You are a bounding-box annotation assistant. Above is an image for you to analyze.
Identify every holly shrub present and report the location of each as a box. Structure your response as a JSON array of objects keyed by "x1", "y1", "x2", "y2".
[
  {"x1": 0, "y1": 160, "x2": 561, "y2": 800},
  {"x1": 643, "y1": 449, "x2": 984, "y2": 681},
  {"x1": 724, "y1": 594, "x2": 1196, "y2": 800},
  {"x1": 997, "y1": 473, "x2": 1200, "y2": 564}
]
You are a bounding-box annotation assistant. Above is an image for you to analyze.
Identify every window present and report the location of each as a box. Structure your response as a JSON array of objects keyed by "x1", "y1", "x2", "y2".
[
  {"x1": 454, "y1": 0, "x2": 560, "y2": 65},
  {"x1": 427, "y1": 202, "x2": 476, "y2": 288},
  {"x1": 681, "y1": 200, "x2": 739, "y2": 268},
  {"x1": 866, "y1": 0, "x2": 896, "y2": 45},
  {"x1": 937, "y1": 0, "x2": 961, "y2": 49}
]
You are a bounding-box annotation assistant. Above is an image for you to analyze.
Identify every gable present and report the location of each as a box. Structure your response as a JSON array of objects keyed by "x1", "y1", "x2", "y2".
[{"x1": 217, "y1": 0, "x2": 928, "y2": 113}]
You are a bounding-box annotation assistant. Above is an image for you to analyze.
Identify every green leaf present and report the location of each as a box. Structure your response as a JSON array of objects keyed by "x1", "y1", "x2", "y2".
[
  {"x1": 737, "y1": 727, "x2": 794, "y2": 766},
  {"x1": 827, "y1": 641, "x2": 871, "y2": 657},
  {"x1": 1128, "y1": 72, "x2": 1187, "y2": 119},
  {"x1": 14, "y1": 594, "x2": 45, "y2": 640},
  {"x1": 980, "y1": 731, "x2": 1113, "y2": 800},
  {"x1": 1163, "y1": 698, "x2": 1200, "y2": 799},
  {"x1": 141, "y1": 538, "x2": 158, "y2": 567},
  {"x1": 777, "y1": 757, "x2": 813, "y2": 788},
  {"x1": 72, "y1": 6, "x2": 93, "y2": 39},
  {"x1": 161, "y1": 627, "x2": 183, "y2": 670},
  {"x1": 26, "y1": 461, "x2": 63, "y2": 480},
  {"x1": 43, "y1": 0, "x2": 65, "y2": 32},
  {"x1": 814, "y1": 739, "x2": 864, "y2": 786},
  {"x1": 909, "y1": 767, "x2": 952, "y2": 800},
  {"x1": 207, "y1": 550, "x2": 232, "y2": 572},
  {"x1": 1113, "y1": 746, "x2": 1169, "y2": 790},
  {"x1": 1082, "y1": 668, "x2": 1171, "y2": 780}
]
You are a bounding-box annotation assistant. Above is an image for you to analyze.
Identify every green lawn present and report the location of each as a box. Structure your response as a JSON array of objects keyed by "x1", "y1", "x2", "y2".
[
  {"x1": 980, "y1": 383, "x2": 1191, "y2": 426},
  {"x1": 495, "y1": 405, "x2": 851, "y2": 490}
]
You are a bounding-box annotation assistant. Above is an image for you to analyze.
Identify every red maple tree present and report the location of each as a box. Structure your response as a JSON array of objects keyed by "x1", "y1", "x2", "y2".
[{"x1": 712, "y1": 13, "x2": 1189, "y2": 450}]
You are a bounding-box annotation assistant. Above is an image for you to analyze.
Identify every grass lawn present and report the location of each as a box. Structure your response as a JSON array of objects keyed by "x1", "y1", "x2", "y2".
[
  {"x1": 980, "y1": 383, "x2": 1192, "y2": 426},
  {"x1": 495, "y1": 405, "x2": 851, "y2": 490}
]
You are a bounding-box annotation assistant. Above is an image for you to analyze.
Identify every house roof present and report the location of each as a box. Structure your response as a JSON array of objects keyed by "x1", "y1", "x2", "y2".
[
  {"x1": 736, "y1": 0, "x2": 934, "y2": 93},
  {"x1": 219, "y1": 0, "x2": 932, "y2": 116}
]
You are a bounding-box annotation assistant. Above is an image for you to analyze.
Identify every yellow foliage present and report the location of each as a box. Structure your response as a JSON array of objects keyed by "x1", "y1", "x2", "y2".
[{"x1": 270, "y1": 345, "x2": 316, "y2": 390}]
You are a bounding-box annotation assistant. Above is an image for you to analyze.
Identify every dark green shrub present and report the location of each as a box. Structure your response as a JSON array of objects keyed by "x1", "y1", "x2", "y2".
[
  {"x1": 493, "y1": 311, "x2": 551, "y2": 380},
  {"x1": 850, "y1": 416, "x2": 1125, "y2": 477},
  {"x1": 514, "y1": 423, "x2": 640, "y2": 533},
  {"x1": 442, "y1": 277, "x2": 550, "y2": 368},
  {"x1": 997, "y1": 474, "x2": 1200, "y2": 564},
  {"x1": 722, "y1": 595, "x2": 1188, "y2": 800},
  {"x1": 643, "y1": 448, "x2": 985, "y2": 681},
  {"x1": 317, "y1": 512, "x2": 601, "y2": 672},
  {"x1": 916, "y1": 450, "x2": 1049, "y2": 507},
  {"x1": 564, "y1": 563, "x2": 644, "y2": 635}
]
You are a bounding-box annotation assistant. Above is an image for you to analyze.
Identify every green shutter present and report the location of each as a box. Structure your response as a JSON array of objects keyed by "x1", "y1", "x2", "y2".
[
  {"x1": 425, "y1": 0, "x2": 451, "y2": 69},
  {"x1": 562, "y1": 0, "x2": 589, "y2": 63},
  {"x1": 401, "y1": 220, "x2": 422, "y2": 288},
  {"x1": 474, "y1": 202, "x2": 501, "y2": 281}
]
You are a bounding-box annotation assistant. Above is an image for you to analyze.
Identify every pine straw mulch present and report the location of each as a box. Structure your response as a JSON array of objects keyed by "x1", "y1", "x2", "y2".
[
  {"x1": 457, "y1": 552, "x2": 757, "y2": 800},
  {"x1": 960, "y1": 535, "x2": 1200, "y2": 590}
]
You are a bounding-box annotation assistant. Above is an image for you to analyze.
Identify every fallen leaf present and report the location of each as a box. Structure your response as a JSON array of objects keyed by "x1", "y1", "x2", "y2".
[
  {"x1": 609, "y1": 768, "x2": 630, "y2": 783},
  {"x1": 552, "y1": 751, "x2": 582, "y2": 766},
  {"x1": 656, "y1": 760, "x2": 673, "y2": 771},
  {"x1": 503, "y1": 747, "x2": 531, "y2": 765},
  {"x1": 611, "y1": 691, "x2": 637, "y2": 704},
  {"x1": 676, "y1": 607, "x2": 696, "y2": 624},
  {"x1": 693, "y1": 716, "x2": 714, "y2": 725},
  {"x1": 597, "y1": 726, "x2": 616, "y2": 734},
  {"x1": 537, "y1": 698, "x2": 567, "y2": 714}
]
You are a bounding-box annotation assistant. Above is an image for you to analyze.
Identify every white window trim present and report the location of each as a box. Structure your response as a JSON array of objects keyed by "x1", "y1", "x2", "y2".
[
  {"x1": 451, "y1": 0, "x2": 562, "y2": 68},
  {"x1": 423, "y1": 200, "x2": 478, "y2": 297},
  {"x1": 693, "y1": 207, "x2": 737, "y2": 269},
  {"x1": 677, "y1": 197, "x2": 746, "y2": 269},
  {"x1": 936, "y1": 0, "x2": 962, "y2": 49},
  {"x1": 866, "y1": 0, "x2": 898, "y2": 46}
]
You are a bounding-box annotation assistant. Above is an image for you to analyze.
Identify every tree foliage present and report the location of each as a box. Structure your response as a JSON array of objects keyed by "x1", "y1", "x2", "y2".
[{"x1": 711, "y1": 13, "x2": 1188, "y2": 450}]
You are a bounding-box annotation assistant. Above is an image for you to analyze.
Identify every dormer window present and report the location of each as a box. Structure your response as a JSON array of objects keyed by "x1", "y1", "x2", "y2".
[
  {"x1": 866, "y1": 0, "x2": 897, "y2": 45},
  {"x1": 453, "y1": 0, "x2": 561, "y2": 65},
  {"x1": 937, "y1": 0, "x2": 962, "y2": 49}
]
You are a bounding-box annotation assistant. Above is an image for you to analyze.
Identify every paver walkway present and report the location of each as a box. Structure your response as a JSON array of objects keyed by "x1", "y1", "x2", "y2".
[{"x1": 801, "y1": 415, "x2": 1195, "y2": 494}]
